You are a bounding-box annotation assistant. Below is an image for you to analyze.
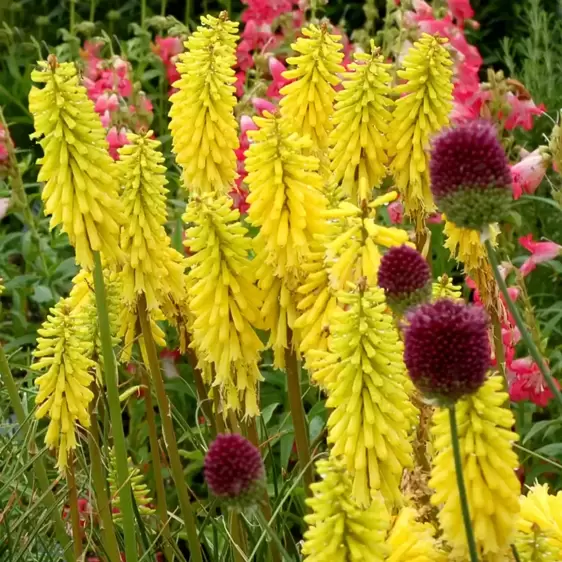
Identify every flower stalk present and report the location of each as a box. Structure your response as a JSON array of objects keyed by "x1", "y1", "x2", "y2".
[
  {"x1": 66, "y1": 454, "x2": 83, "y2": 560},
  {"x1": 138, "y1": 294, "x2": 203, "y2": 562},
  {"x1": 485, "y1": 239, "x2": 562, "y2": 409},
  {"x1": 93, "y1": 251, "x2": 138, "y2": 562},
  {"x1": 448, "y1": 404, "x2": 479, "y2": 562}
]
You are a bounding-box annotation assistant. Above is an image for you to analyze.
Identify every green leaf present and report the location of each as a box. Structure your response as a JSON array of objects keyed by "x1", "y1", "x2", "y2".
[
  {"x1": 523, "y1": 419, "x2": 560, "y2": 445},
  {"x1": 535, "y1": 443, "x2": 562, "y2": 458},
  {"x1": 30, "y1": 285, "x2": 53, "y2": 304},
  {"x1": 280, "y1": 431, "x2": 294, "y2": 472},
  {"x1": 261, "y1": 402, "x2": 279, "y2": 426},
  {"x1": 309, "y1": 416, "x2": 324, "y2": 442}
]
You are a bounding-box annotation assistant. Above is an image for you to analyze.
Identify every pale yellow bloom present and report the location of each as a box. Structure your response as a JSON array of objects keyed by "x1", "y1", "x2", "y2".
[
  {"x1": 29, "y1": 59, "x2": 124, "y2": 268},
  {"x1": 169, "y1": 13, "x2": 239, "y2": 195},
  {"x1": 302, "y1": 457, "x2": 390, "y2": 561},
  {"x1": 183, "y1": 195, "x2": 264, "y2": 416},
  {"x1": 330, "y1": 42, "x2": 393, "y2": 203},
  {"x1": 33, "y1": 298, "x2": 94, "y2": 470},
  {"x1": 388, "y1": 34, "x2": 453, "y2": 230},
  {"x1": 432, "y1": 274, "x2": 462, "y2": 300},
  {"x1": 308, "y1": 285, "x2": 416, "y2": 507},
  {"x1": 430, "y1": 375, "x2": 520, "y2": 559}
]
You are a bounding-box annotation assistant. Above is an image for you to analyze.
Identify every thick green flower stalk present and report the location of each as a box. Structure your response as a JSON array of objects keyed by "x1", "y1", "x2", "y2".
[
  {"x1": 388, "y1": 34, "x2": 453, "y2": 232},
  {"x1": 109, "y1": 451, "x2": 155, "y2": 524},
  {"x1": 33, "y1": 298, "x2": 94, "y2": 471},
  {"x1": 183, "y1": 195, "x2": 264, "y2": 417},
  {"x1": 302, "y1": 457, "x2": 390, "y2": 561},
  {"x1": 280, "y1": 23, "x2": 344, "y2": 176},
  {"x1": 385, "y1": 507, "x2": 446, "y2": 561},
  {"x1": 29, "y1": 58, "x2": 124, "y2": 269},
  {"x1": 514, "y1": 483, "x2": 562, "y2": 560},
  {"x1": 169, "y1": 13, "x2": 239, "y2": 195},
  {"x1": 308, "y1": 284, "x2": 416, "y2": 507},
  {"x1": 430, "y1": 375, "x2": 520, "y2": 559},
  {"x1": 330, "y1": 42, "x2": 393, "y2": 203},
  {"x1": 117, "y1": 131, "x2": 186, "y2": 309},
  {"x1": 324, "y1": 193, "x2": 411, "y2": 292}
]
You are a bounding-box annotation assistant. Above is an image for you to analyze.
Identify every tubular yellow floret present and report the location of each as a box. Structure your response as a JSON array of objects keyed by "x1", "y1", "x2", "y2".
[
  {"x1": 308, "y1": 284, "x2": 416, "y2": 507},
  {"x1": 386, "y1": 506, "x2": 447, "y2": 561},
  {"x1": 118, "y1": 131, "x2": 186, "y2": 309},
  {"x1": 514, "y1": 483, "x2": 562, "y2": 561},
  {"x1": 280, "y1": 23, "x2": 344, "y2": 174},
  {"x1": 29, "y1": 58, "x2": 124, "y2": 269},
  {"x1": 430, "y1": 375, "x2": 520, "y2": 560},
  {"x1": 388, "y1": 34, "x2": 453, "y2": 230},
  {"x1": 33, "y1": 298, "x2": 95, "y2": 471},
  {"x1": 183, "y1": 195, "x2": 264, "y2": 417},
  {"x1": 169, "y1": 13, "x2": 239, "y2": 195},
  {"x1": 245, "y1": 110, "x2": 328, "y2": 279},
  {"x1": 330, "y1": 41, "x2": 393, "y2": 203},
  {"x1": 302, "y1": 457, "x2": 390, "y2": 561},
  {"x1": 432, "y1": 274, "x2": 462, "y2": 300}
]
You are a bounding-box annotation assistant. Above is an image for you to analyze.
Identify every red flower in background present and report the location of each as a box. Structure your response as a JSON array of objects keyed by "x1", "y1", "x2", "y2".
[
  {"x1": 509, "y1": 355, "x2": 559, "y2": 408},
  {"x1": 519, "y1": 234, "x2": 562, "y2": 276}
]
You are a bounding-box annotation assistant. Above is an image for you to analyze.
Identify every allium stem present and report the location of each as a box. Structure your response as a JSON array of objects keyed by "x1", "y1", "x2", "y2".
[
  {"x1": 93, "y1": 252, "x2": 138, "y2": 562},
  {"x1": 284, "y1": 331, "x2": 313, "y2": 495},
  {"x1": 0, "y1": 344, "x2": 74, "y2": 562},
  {"x1": 254, "y1": 508, "x2": 293, "y2": 562},
  {"x1": 448, "y1": 404, "x2": 479, "y2": 562},
  {"x1": 485, "y1": 239, "x2": 562, "y2": 409},
  {"x1": 141, "y1": 368, "x2": 175, "y2": 562},
  {"x1": 87, "y1": 389, "x2": 121, "y2": 562},
  {"x1": 138, "y1": 294, "x2": 203, "y2": 562},
  {"x1": 69, "y1": 0, "x2": 76, "y2": 33},
  {"x1": 491, "y1": 309, "x2": 507, "y2": 384},
  {"x1": 229, "y1": 511, "x2": 246, "y2": 562},
  {"x1": 141, "y1": 0, "x2": 146, "y2": 28},
  {"x1": 66, "y1": 455, "x2": 83, "y2": 560}
]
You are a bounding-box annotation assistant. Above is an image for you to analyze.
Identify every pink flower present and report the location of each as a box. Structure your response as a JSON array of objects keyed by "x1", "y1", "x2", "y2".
[
  {"x1": 154, "y1": 36, "x2": 183, "y2": 61},
  {"x1": 447, "y1": 0, "x2": 474, "y2": 26},
  {"x1": 504, "y1": 93, "x2": 545, "y2": 131},
  {"x1": 106, "y1": 126, "x2": 130, "y2": 160},
  {"x1": 511, "y1": 149, "x2": 548, "y2": 200},
  {"x1": 509, "y1": 357, "x2": 559, "y2": 407},
  {"x1": 251, "y1": 97, "x2": 276, "y2": 115},
  {"x1": 266, "y1": 57, "x2": 290, "y2": 99},
  {"x1": 519, "y1": 234, "x2": 562, "y2": 276},
  {"x1": 387, "y1": 201, "x2": 404, "y2": 224}
]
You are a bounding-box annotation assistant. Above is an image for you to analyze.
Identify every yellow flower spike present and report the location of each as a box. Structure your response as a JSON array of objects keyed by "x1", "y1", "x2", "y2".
[
  {"x1": 386, "y1": 506, "x2": 447, "y2": 561},
  {"x1": 245, "y1": 110, "x2": 328, "y2": 280},
  {"x1": 280, "y1": 23, "x2": 344, "y2": 175},
  {"x1": 388, "y1": 34, "x2": 453, "y2": 231},
  {"x1": 308, "y1": 285, "x2": 416, "y2": 507},
  {"x1": 117, "y1": 131, "x2": 186, "y2": 309},
  {"x1": 429, "y1": 375, "x2": 520, "y2": 560},
  {"x1": 514, "y1": 483, "x2": 562, "y2": 561},
  {"x1": 33, "y1": 298, "x2": 95, "y2": 471},
  {"x1": 109, "y1": 451, "x2": 155, "y2": 524},
  {"x1": 302, "y1": 457, "x2": 390, "y2": 562},
  {"x1": 169, "y1": 13, "x2": 239, "y2": 195},
  {"x1": 432, "y1": 274, "x2": 462, "y2": 300},
  {"x1": 119, "y1": 303, "x2": 167, "y2": 363},
  {"x1": 183, "y1": 195, "x2": 264, "y2": 417},
  {"x1": 323, "y1": 195, "x2": 411, "y2": 291},
  {"x1": 330, "y1": 41, "x2": 393, "y2": 203},
  {"x1": 29, "y1": 58, "x2": 124, "y2": 269}
]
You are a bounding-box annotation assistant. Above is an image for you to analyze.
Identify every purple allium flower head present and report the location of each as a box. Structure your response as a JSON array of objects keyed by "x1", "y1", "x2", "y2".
[
  {"x1": 430, "y1": 120, "x2": 512, "y2": 230},
  {"x1": 204, "y1": 433, "x2": 265, "y2": 510},
  {"x1": 404, "y1": 299, "x2": 490, "y2": 403},
  {"x1": 378, "y1": 245, "x2": 432, "y2": 314}
]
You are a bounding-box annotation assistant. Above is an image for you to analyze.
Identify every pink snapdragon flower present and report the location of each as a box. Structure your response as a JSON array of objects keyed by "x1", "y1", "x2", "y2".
[
  {"x1": 387, "y1": 200, "x2": 404, "y2": 224},
  {"x1": 509, "y1": 355, "x2": 559, "y2": 408},
  {"x1": 519, "y1": 234, "x2": 562, "y2": 276},
  {"x1": 504, "y1": 93, "x2": 545, "y2": 131},
  {"x1": 107, "y1": 126, "x2": 130, "y2": 160},
  {"x1": 447, "y1": 0, "x2": 474, "y2": 26},
  {"x1": 511, "y1": 149, "x2": 549, "y2": 200},
  {"x1": 266, "y1": 57, "x2": 290, "y2": 99}
]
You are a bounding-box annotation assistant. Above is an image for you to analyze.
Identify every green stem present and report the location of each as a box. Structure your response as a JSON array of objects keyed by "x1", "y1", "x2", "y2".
[
  {"x1": 66, "y1": 456, "x2": 83, "y2": 560},
  {"x1": 229, "y1": 511, "x2": 246, "y2": 562},
  {"x1": 284, "y1": 330, "x2": 313, "y2": 496},
  {"x1": 511, "y1": 544, "x2": 522, "y2": 562},
  {"x1": 87, "y1": 387, "x2": 121, "y2": 562},
  {"x1": 160, "y1": 0, "x2": 167, "y2": 16},
  {"x1": 184, "y1": 0, "x2": 192, "y2": 26},
  {"x1": 89, "y1": 0, "x2": 96, "y2": 21},
  {"x1": 186, "y1": 346, "x2": 217, "y2": 438},
  {"x1": 141, "y1": 368, "x2": 175, "y2": 562},
  {"x1": 491, "y1": 308, "x2": 507, "y2": 385},
  {"x1": 449, "y1": 404, "x2": 479, "y2": 562},
  {"x1": 138, "y1": 294, "x2": 203, "y2": 562},
  {"x1": 0, "y1": 345, "x2": 74, "y2": 562},
  {"x1": 485, "y1": 239, "x2": 562, "y2": 410},
  {"x1": 253, "y1": 508, "x2": 293, "y2": 562},
  {"x1": 93, "y1": 252, "x2": 138, "y2": 562},
  {"x1": 69, "y1": 0, "x2": 76, "y2": 33},
  {"x1": 141, "y1": 0, "x2": 146, "y2": 28}
]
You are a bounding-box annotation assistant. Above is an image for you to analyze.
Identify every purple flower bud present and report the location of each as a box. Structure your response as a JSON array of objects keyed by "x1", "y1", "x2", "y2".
[
  {"x1": 430, "y1": 121, "x2": 512, "y2": 230},
  {"x1": 204, "y1": 433, "x2": 265, "y2": 510},
  {"x1": 378, "y1": 245, "x2": 432, "y2": 314},
  {"x1": 404, "y1": 299, "x2": 490, "y2": 403}
]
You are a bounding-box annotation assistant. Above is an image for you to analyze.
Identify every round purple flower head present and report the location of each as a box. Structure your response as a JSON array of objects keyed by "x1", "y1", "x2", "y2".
[
  {"x1": 378, "y1": 245, "x2": 432, "y2": 315},
  {"x1": 404, "y1": 299, "x2": 490, "y2": 403},
  {"x1": 204, "y1": 433, "x2": 265, "y2": 510},
  {"x1": 430, "y1": 120, "x2": 512, "y2": 230}
]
